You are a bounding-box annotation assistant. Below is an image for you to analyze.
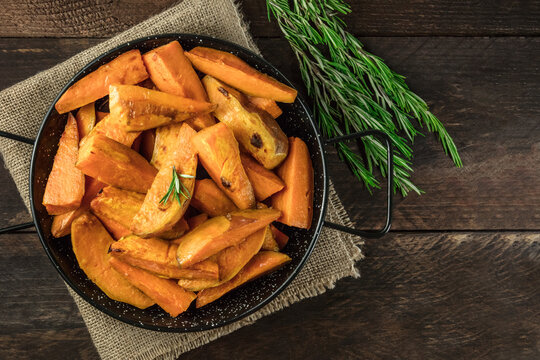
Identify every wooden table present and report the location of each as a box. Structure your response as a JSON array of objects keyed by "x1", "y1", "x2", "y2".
[{"x1": 1, "y1": 1, "x2": 538, "y2": 359}]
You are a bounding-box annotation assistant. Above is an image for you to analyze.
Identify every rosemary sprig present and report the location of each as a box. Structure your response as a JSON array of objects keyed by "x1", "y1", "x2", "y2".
[
  {"x1": 159, "y1": 166, "x2": 194, "y2": 207},
  {"x1": 267, "y1": 0, "x2": 462, "y2": 196}
]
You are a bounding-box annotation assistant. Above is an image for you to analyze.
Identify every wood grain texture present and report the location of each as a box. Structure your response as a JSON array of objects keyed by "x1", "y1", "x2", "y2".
[
  {"x1": 1, "y1": 37, "x2": 537, "y2": 230},
  {"x1": 1, "y1": 1, "x2": 540, "y2": 38}
]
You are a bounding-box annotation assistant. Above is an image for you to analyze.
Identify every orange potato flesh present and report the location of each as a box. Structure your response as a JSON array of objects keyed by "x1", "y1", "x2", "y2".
[
  {"x1": 156, "y1": 218, "x2": 190, "y2": 240},
  {"x1": 185, "y1": 47, "x2": 297, "y2": 103},
  {"x1": 109, "y1": 236, "x2": 219, "y2": 280},
  {"x1": 95, "y1": 214, "x2": 131, "y2": 240},
  {"x1": 142, "y1": 40, "x2": 215, "y2": 130},
  {"x1": 260, "y1": 225, "x2": 279, "y2": 251},
  {"x1": 270, "y1": 224, "x2": 289, "y2": 250},
  {"x1": 240, "y1": 154, "x2": 285, "y2": 201},
  {"x1": 55, "y1": 49, "x2": 149, "y2": 114},
  {"x1": 247, "y1": 96, "x2": 282, "y2": 118},
  {"x1": 90, "y1": 186, "x2": 145, "y2": 232},
  {"x1": 85, "y1": 114, "x2": 140, "y2": 147},
  {"x1": 175, "y1": 208, "x2": 280, "y2": 268},
  {"x1": 43, "y1": 113, "x2": 85, "y2": 215},
  {"x1": 96, "y1": 111, "x2": 109, "y2": 122},
  {"x1": 191, "y1": 122, "x2": 255, "y2": 210},
  {"x1": 196, "y1": 251, "x2": 291, "y2": 308},
  {"x1": 190, "y1": 179, "x2": 238, "y2": 217},
  {"x1": 150, "y1": 123, "x2": 187, "y2": 171},
  {"x1": 75, "y1": 102, "x2": 96, "y2": 140},
  {"x1": 71, "y1": 213, "x2": 154, "y2": 309},
  {"x1": 51, "y1": 177, "x2": 105, "y2": 238},
  {"x1": 203, "y1": 76, "x2": 289, "y2": 169},
  {"x1": 77, "y1": 134, "x2": 157, "y2": 193},
  {"x1": 131, "y1": 124, "x2": 197, "y2": 237},
  {"x1": 271, "y1": 137, "x2": 314, "y2": 229},
  {"x1": 140, "y1": 129, "x2": 155, "y2": 162},
  {"x1": 186, "y1": 213, "x2": 208, "y2": 229},
  {"x1": 109, "y1": 84, "x2": 215, "y2": 131},
  {"x1": 109, "y1": 257, "x2": 196, "y2": 317}
]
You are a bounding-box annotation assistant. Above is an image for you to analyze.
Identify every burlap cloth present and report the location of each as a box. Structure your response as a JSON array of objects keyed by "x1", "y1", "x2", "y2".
[{"x1": 0, "y1": 0, "x2": 363, "y2": 358}]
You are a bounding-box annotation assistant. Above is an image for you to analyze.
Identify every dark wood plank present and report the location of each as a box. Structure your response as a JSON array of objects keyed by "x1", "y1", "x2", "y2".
[
  {"x1": 0, "y1": 232, "x2": 99, "y2": 360},
  {"x1": 0, "y1": 1, "x2": 539, "y2": 38},
  {"x1": 1, "y1": 231, "x2": 537, "y2": 360},
  {"x1": 182, "y1": 232, "x2": 540, "y2": 360},
  {"x1": 2, "y1": 36, "x2": 537, "y2": 230}
]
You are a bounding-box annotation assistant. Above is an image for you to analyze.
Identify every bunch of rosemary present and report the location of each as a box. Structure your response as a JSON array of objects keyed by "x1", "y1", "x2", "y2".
[{"x1": 267, "y1": 0, "x2": 462, "y2": 195}]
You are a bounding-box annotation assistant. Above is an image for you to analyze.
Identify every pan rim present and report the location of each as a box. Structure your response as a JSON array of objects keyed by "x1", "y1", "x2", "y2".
[{"x1": 29, "y1": 33, "x2": 328, "y2": 332}]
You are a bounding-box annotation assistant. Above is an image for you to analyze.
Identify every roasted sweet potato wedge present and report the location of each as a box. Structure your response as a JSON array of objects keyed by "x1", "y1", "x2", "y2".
[
  {"x1": 75, "y1": 102, "x2": 96, "y2": 140},
  {"x1": 247, "y1": 96, "x2": 282, "y2": 118},
  {"x1": 271, "y1": 137, "x2": 314, "y2": 229},
  {"x1": 77, "y1": 134, "x2": 157, "y2": 193},
  {"x1": 261, "y1": 225, "x2": 280, "y2": 251},
  {"x1": 203, "y1": 76, "x2": 288, "y2": 169},
  {"x1": 131, "y1": 124, "x2": 197, "y2": 237},
  {"x1": 55, "y1": 49, "x2": 149, "y2": 114},
  {"x1": 110, "y1": 236, "x2": 219, "y2": 280},
  {"x1": 150, "y1": 123, "x2": 185, "y2": 170},
  {"x1": 43, "y1": 113, "x2": 85, "y2": 215},
  {"x1": 109, "y1": 84, "x2": 215, "y2": 131},
  {"x1": 185, "y1": 47, "x2": 297, "y2": 103},
  {"x1": 90, "y1": 186, "x2": 145, "y2": 235},
  {"x1": 96, "y1": 111, "x2": 109, "y2": 122},
  {"x1": 196, "y1": 251, "x2": 291, "y2": 308},
  {"x1": 109, "y1": 257, "x2": 196, "y2": 317},
  {"x1": 190, "y1": 179, "x2": 238, "y2": 217},
  {"x1": 187, "y1": 213, "x2": 208, "y2": 229},
  {"x1": 142, "y1": 40, "x2": 215, "y2": 130},
  {"x1": 71, "y1": 213, "x2": 154, "y2": 309},
  {"x1": 85, "y1": 114, "x2": 140, "y2": 147},
  {"x1": 270, "y1": 224, "x2": 289, "y2": 250},
  {"x1": 156, "y1": 218, "x2": 190, "y2": 240},
  {"x1": 51, "y1": 177, "x2": 105, "y2": 238},
  {"x1": 191, "y1": 122, "x2": 255, "y2": 209},
  {"x1": 240, "y1": 154, "x2": 285, "y2": 201},
  {"x1": 176, "y1": 208, "x2": 280, "y2": 268}
]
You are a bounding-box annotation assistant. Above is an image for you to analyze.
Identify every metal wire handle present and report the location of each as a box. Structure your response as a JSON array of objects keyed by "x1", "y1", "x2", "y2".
[{"x1": 323, "y1": 130, "x2": 394, "y2": 238}]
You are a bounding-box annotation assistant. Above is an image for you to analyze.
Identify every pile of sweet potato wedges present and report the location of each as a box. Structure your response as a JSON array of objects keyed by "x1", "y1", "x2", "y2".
[{"x1": 41, "y1": 41, "x2": 314, "y2": 316}]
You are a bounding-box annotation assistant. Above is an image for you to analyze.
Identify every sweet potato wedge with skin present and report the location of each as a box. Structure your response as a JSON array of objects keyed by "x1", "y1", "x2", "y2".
[
  {"x1": 192, "y1": 122, "x2": 255, "y2": 209},
  {"x1": 197, "y1": 251, "x2": 291, "y2": 308},
  {"x1": 110, "y1": 236, "x2": 219, "y2": 280},
  {"x1": 71, "y1": 213, "x2": 154, "y2": 308},
  {"x1": 187, "y1": 213, "x2": 208, "y2": 229},
  {"x1": 85, "y1": 114, "x2": 141, "y2": 147},
  {"x1": 150, "y1": 123, "x2": 184, "y2": 170},
  {"x1": 75, "y1": 102, "x2": 96, "y2": 140},
  {"x1": 203, "y1": 76, "x2": 288, "y2": 169},
  {"x1": 271, "y1": 137, "x2": 314, "y2": 229},
  {"x1": 43, "y1": 113, "x2": 85, "y2": 215},
  {"x1": 176, "y1": 208, "x2": 281, "y2": 268},
  {"x1": 240, "y1": 154, "x2": 285, "y2": 201},
  {"x1": 186, "y1": 47, "x2": 297, "y2": 103},
  {"x1": 109, "y1": 257, "x2": 196, "y2": 317},
  {"x1": 156, "y1": 218, "x2": 190, "y2": 240},
  {"x1": 51, "y1": 177, "x2": 105, "y2": 238},
  {"x1": 131, "y1": 124, "x2": 197, "y2": 237},
  {"x1": 55, "y1": 49, "x2": 149, "y2": 114},
  {"x1": 109, "y1": 84, "x2": 215, "y2": 131},
  {"x1": 142, "y1": 41, "x2": 216, "y2": 131},
  {"x1": 77, "y1": 134, "x2": 157, "y2": 193},
  {"x1": 90, "y1": 186, "x2": 145, "y2": 233},
  {"x1": 270, "y1": 224, "x2": 289, "y2": 250},
  {"x1": 247, "y1": 96, "x2": 282, "y2": 118},
  {"x1": 190, "y1": 179, "x2": 238, "y2": 217}
]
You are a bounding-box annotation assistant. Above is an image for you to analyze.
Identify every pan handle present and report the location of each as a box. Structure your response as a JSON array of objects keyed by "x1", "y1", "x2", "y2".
[
  {"x1": 323, "y1": 130, "x2": 394, "y2": 238},
  {"x1": 0, "y1": 131, "x2": 35, "y2": 234}
]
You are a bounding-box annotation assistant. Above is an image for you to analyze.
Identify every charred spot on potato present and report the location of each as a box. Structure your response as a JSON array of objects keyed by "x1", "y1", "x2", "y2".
[
  {"x1": 218, "y1": 87, "x2": 229, "y2": 98},
  {"x1": 221, "y1": 177, "x2": 232, "y2": 189},
  {"x1": 250, "y1": 133, "x2": 263, "y2": 148}
]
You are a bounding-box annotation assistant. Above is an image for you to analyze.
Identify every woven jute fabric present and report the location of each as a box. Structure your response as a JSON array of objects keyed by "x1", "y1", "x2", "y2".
[{"x1": 0, "y1": 0, "x2": 363, "y2": 358}]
